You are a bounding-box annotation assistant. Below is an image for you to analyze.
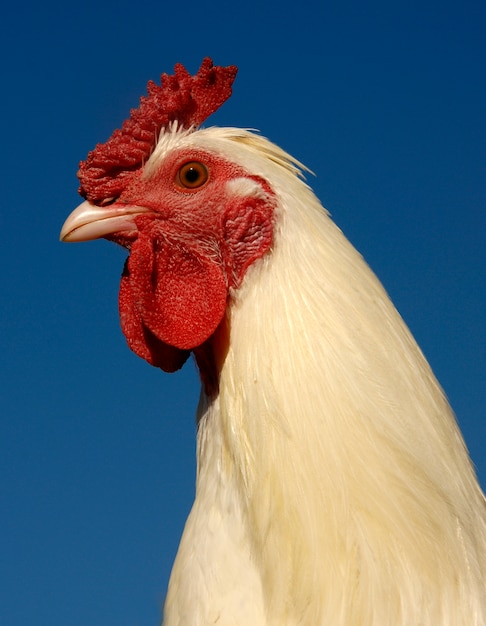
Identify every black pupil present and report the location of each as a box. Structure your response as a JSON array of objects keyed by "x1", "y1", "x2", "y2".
[{"x1": 185, "y1": 167, "x2": 200, "y2": 184}]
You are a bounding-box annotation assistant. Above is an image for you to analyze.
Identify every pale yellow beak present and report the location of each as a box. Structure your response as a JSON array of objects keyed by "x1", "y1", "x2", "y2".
[{"x1": 60, "y1": 200, "x2": 151, "y2": 242}]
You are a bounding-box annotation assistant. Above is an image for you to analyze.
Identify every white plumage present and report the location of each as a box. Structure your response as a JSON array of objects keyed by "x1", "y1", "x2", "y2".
[{"x1": 149, "y1": 127, "x2": 486, "y2": 625}]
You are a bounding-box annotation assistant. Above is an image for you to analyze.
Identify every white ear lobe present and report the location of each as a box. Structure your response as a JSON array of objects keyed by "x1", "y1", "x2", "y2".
[{"x1": 226, "y1": 177, "x2": 267, "y2": 199}]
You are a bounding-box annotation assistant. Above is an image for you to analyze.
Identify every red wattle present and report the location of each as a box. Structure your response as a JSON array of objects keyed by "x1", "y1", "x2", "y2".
[
  {"x1": 118, "y1": 223, "x2": 228, "y2": 370},
  {"x1": 119, "y1": 259, "x2": 190, "y2": 372}
]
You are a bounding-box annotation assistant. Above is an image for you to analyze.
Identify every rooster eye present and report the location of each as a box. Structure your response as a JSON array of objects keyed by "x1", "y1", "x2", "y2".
[{"x1": 176, "y1": 161, "x2": 209, "y2": 190}]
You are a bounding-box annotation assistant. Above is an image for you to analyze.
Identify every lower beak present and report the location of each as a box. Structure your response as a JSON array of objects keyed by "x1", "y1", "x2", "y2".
[{"x1": 60, "y1": 200, "x2": 151, "y2": 242}]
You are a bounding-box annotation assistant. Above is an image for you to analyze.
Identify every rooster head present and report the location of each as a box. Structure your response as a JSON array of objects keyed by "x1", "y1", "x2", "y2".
[{"x1": 60, "y1": 59, "x2": 277, "y2": 388}]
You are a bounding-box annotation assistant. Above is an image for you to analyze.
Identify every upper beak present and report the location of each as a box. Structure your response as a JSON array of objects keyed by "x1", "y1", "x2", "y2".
[{"x1": 60, "y1": 200, "x2": 151, "y2": 242}]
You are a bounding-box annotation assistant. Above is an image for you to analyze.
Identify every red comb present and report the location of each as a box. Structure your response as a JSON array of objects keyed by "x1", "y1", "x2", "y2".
[{"x1": 78, "y1": 58, "x2": 238, "y2": 204}]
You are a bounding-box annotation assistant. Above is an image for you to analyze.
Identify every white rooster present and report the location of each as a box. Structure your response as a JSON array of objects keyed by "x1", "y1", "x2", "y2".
[{"x1": 61, "y1": 59, "x2": 486, "y2": 625}]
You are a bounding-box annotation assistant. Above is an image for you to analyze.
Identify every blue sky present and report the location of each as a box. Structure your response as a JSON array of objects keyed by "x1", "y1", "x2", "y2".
[{"x1": 1, "y1": 1, "x2": 484, "y2": 624}]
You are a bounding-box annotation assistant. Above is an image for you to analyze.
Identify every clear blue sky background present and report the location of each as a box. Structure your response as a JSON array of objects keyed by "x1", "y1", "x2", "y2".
[{"x1": 1, "y1": 1, "x2": 484, "y2": 624}]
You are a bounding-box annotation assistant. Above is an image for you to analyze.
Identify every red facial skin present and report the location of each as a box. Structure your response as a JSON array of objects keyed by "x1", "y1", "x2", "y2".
[{"x1": 104, "y1": 148, "x2": 276, "y2": 395}]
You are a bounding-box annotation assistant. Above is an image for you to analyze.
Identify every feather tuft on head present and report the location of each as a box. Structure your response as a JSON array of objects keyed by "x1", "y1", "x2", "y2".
[{"x1": 77, "y1": 58, "x2": 238, "y2": 204}]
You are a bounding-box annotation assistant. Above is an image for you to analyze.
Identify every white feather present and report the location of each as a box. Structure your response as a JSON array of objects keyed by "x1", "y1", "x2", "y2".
[{"x1": 158, "y1": 127, "x2": 486, "y2": 625}]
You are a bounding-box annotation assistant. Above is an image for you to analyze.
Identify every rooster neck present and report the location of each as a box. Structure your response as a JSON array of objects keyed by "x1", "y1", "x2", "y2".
[
  {"x1": 163, "y1": 134, "x2": 486, "y2": 625},
  {"x1": 163, "y1": 395, "x2": 267, "y2": 626}
]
